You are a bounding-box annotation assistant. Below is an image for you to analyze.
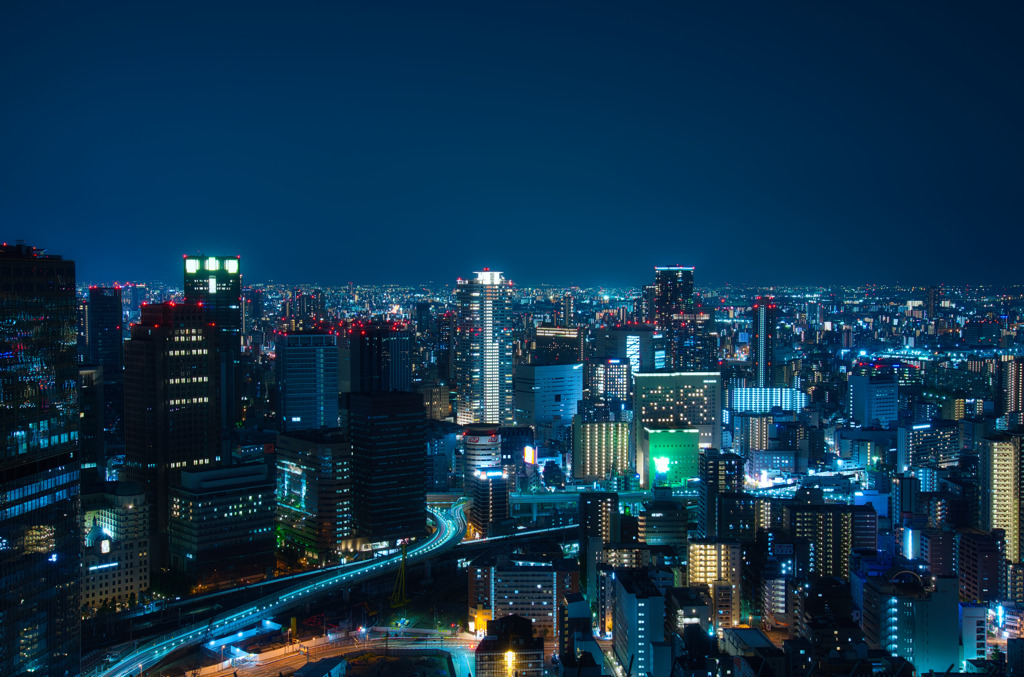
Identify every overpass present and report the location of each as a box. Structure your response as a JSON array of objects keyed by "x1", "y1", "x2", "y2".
[{"x1": 94, "y1": 503, "x2": 467, "y2": 677}]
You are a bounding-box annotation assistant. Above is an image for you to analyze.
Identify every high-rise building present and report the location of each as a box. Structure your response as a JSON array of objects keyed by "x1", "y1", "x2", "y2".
[
  {"x1": 469, "y1": 555, "x2": 579, "y2": 641},
  {"x1": 653, "y1": 265, "x2": 694, "y2": 330},
  {"x1": 677, "y1": 308, "x2": 719, "y2": 372},
  {"x1": 168, "y1": 464, "x2": 276, "y2": 582},
  {"x1": 633, "y1": 371, "x2": 722, "y2": 487},
  {"x1": 782, "y1": 502, "x2": 878, "y2": 580},
  {"x1": 338, "y1": 321, "x2": 413, "y2": 393},
  {"x1": 698, "y1": 450, "x2": 745, "y2": 539},
  {"x1": 87, "y1": 286, "x2": 124, "y2": 373},
  {"x1": 640, "y1": 427, "x2": 700, "y2": 487},
  {"x1": 579, "y1": 492, "x2": 619, "y2": 596},
  {"x1": 896, "y1": 420, "x2": 960, "y2": 471},
  {"x1": 183, "y1": 255, "x2": 242, "y2": 347},
  {"x1": 979, "y1": 434, "x2": 1023, "y2": 562},
  {"x1": 594, "y1": 323, "x2": 664, "y2": 375},
  {"x1": 78, "y1": 365, "x2": 106, "y2": 479},
  {"x1": 81, "y1": 481, "x2": 150, "y2": 615},
  {"x1": 0, "y1": 242, "x2": 81, "y2": 676},
  {"x1": 848, "y1": 374, "x2": 898, "y2": 428},
  {"x1": 514, "y1": 362, "x2": 583, "y2": 443},
  {"x1": 275, "y1": 428, "x2": 355, "y2": 565},
  {"x1": 571, "y1": 417, "x2": 630, "y2": 480},
  {"x1": 1000, "y1": 357, "x2": 1024, "y2": 417},
  {"x1": 461, "y1": 425, "x2": 502, "y2": 478},
  {"x1": 532, "y1": 325, "x2": 583, "y2": 365},
  {"x1": 469, "y1": 468, "x2": 510, "y2": 536},
  {"x1": 687, "y1": 540, "x2": 742, "y2": 631},
  {"x1": 347, "y1": 391, "x2": 427, "y2": 544},
  {"x1": 612, "y1": 569, "x2": 667, "y2": 677},
  {"x1": 124, "y1": 302, "x2": 220, "y2": 567},
  {"x1": 454, "y1": 270, "x2": 514, "y2": 425},
  {"x1": 751, "y1": 297, "x2": 777, "y2": 388},
  {"x1": 584, "y1": 357, "x2": 630, "y2": 409},
  {"x1": 276, "y1": 332, "x2": 339, "y2": 431}
]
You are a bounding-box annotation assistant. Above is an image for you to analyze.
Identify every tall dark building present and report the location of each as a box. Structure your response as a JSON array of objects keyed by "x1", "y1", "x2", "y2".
[
  {"x1": 698, "y1": 449, "x2": 745, "y2": 538},
  {"x1": 339, "y1": 321, "x2": 413, "y2": 393},
  {"x1": 532, "y1": 325, "x2": 584, "y2": 365},
  {"x1": 653, "y1": 265, "x2": 695, "y2": 331},
  {"x1": 87, "y1": 286, "x2": 124, "y2": 373},
  {"x1": 183, "y1": 255, "x2": 242, "y2": 345},
  {"x1": 347, "y1": 392, "x2": 427, "y2": 543},
  {"x1": 184, "y1": 255, "x2": 242, "y2": 434},
  {"x1": 0, "y1": 242, "x2": 81, "y2": 676},
  {"x1": 79, "y1": 365, "x2": 106, "y2": 480},
  {"x1": 276, "y1": 332, "x2": 339, "y2": 431},
  {"x1": 751, "y1": 296, "x2": 778, "y2": 388},
  {"x1": 578, "y1": 492, "x2": 619, "y2": 593},
  {"x1": 677, "y1": 307, "x2": 718, "y2": 372},
  {"x1": 124, "y1": 302, "x2": 220, "y2": 566}
]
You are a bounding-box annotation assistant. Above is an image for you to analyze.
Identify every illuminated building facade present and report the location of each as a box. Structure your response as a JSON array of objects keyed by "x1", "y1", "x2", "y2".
[
  {"x1": 687, "y1": 540, "x2": 742, "y2": 630},
  {"x1": 338, "y1": 321, "x2": 413, "y2": 393},
  {"x1": 782, "y1": 502, "x2": 878, "y2": 580},
  {"x1": 461, "y1": 424, "x2": 502, "y2": 477},
  {"x1": 532, "y1": 325, "x2": 583, "y2": 365},
  {"x1": 474, "y1": 614, "x2": 544, "y2": 677},
  {"x1": 585, "y1": 357, "x2": 630, "y2": 409},
  {"x1": 168, "y1": 464, "x2": 275, "y2": 582},
  {"x1": 0, "y1": 243, "x2": 81, "y2": 676},
  {"x1": 653, "y1": 265, "x2": 694, "y2": 331},
  {"x1": 570, "y1": 417, "x2": 630, "y2": 480},
  {"x1": 612, "y1": 568, "x2": 666, "y2": 677},
  {"x1": 183, "y1": 255, "x2": 242, "y2": 345},
  {"x1": 698, "y1": 450, "x2": 745, "y2": 539},
  {"x1": 728, "y1": 387, "x2": 808, "y2": 414},
  {"x1": 276, "y1": 332, "x2": 339, "y2": 431},
  {"x1": 847, "y1": 374, "x2": 898, "y2": 428},
  {"x1": 751, "y1": 296, "x2": 777, "y2": 388},
  {"x1": 980, "y1": 434, "x2": 1022, "y2": 562},
  {"x1": 896, "y1": 420, "x2": 960, "y2": 471},
  {"x1": 454, "y1": 270, "x2": 514, "y2": 425},
  {"x1": 470, "y1": 467, "x2": 509, "y2": 536},
  {"x1": 641, "y1": 427, "x2": 700, "y2": 487},
  {"x1": 633, "y1": 371, "x2": 722, "y2": 487},
  {"x1": 124, "y1": 302, "x2": 219, "y2": 568},
  {"x1": 513, "y1": 362, "x2": 583, "y2": 442},
  {"x1": 275, "y1": 428, "x2": 354, "y2": 564},
  {"x1": 81, "y1": 482, "x2": 149, "y2": 614}
]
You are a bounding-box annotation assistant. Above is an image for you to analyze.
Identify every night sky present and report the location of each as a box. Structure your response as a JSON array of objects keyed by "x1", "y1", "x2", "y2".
[{"x1": 3, "y1": 2, "x2": 1021, "y2": 287}]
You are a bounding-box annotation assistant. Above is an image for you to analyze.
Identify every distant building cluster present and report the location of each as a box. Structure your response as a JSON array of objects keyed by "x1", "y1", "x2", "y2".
[{"x1": 6, "y1": 241, "x2": 1024, "y2": 675}]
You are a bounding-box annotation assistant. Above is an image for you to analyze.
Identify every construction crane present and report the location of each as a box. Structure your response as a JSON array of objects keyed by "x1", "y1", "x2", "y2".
[{"x1": 390, "y1": 543, "x2": 409, "y2": 609}]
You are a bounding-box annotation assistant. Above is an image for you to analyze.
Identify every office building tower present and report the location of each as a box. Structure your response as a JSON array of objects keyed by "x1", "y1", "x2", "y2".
[
  {"x1": 532, "y1": 325, "x2": 583, "y2": 365},
  {"x1": 687, "y1": 540, "x2": 743, "y2": 631},
  {"x1": 860, "y1": 574, "x2": 958, "y2": 673},
  {"x1": 87, "y1": 286, "x2": 124, "y2": 372},
  {"x1": 638, "y1": 497, "x2": 690, "y2": 547},
  {"x1": 584, "y1": 357, "x2": 631, "y2": 409},
  {"x1": 956, "y1": 529, "x2": 1006, "y2": 603},
  {"x1": 469, "y1": 555, "x2": 579, "y2": 641},
  {"x1": 593, "y1": 323, "x2": 663, "y2": 376},
  {"x1": 276, "y1": 332, "x2": 339, "y2": 431},
  {"x1": 559, "y1": 292, "x2": 575, "y2": 328},
  {"x1": 633, "y1": 371, "x2": 722, "y2": 487},
  {"x1": 418, "y1": 382, "x2": 451, "y2": 421},
  {"x1": 124, "y1": 302, "x2": 219, "y2": 567},
  {"x1": 653, "y1": 265, "x2": 695, "y2": 330},
  {"x1": 698, "y1": 450, "x2": 745, "y2": 539},
  {"x1": 474, "y1": 615, "x2": 544, "y2": 677},
  {"x1": 732, "y1": 411, "x2": 775, "y2": 459},
  {"x1": 185, "y1": 255, "x2": 243, "y2": 433},
  {"x1": 81, "y1": 481, "x2": 150, "y2": 614},
  {"x1": 751, "y1": 296, "x2": 777, "y2": 388},
  {"x1": 0, "y1": 242, "x2": 81, "y2": 676},
  {"x1": 571, "y1": 417, "x2": 630, "y2": 480},
  {"x1": 848, "y1": 374, "x2": 899, "y2": 428},
  {"x1": 470, "y1": 468, "x2": 510, "y2": 536},
  {"x1": 276, "y1": 429, "x2": 355, "y2": 565},
  {"x1": 338, "y1": 321, "x2": 413, "y2": 393},
  {"x1": 461, "y1": 424, "x2": 502, "y2": 478},
  {"x1": 169, "y1": 464, "x2": 275, "y2": 582},
  {"x1": 454, "y1": 270, "x2": 514, "y2": 426},
  {"x1": 677, "y1": 307, "x2": 719, "y2": 372},
  {"x1": 79, "y1": 365, "x2": 106, "y2": 479},
  {"x1": 979, "y1": 434, "x2": 1023, "y2": 562},
  {"x1": 612, "y1": 569, "x2": 667, "y2": 677},
  {"x1": 514, "y1": 362, "x2": 583, "y2": 443},
  {"x1": 183, "y1": 255, "x2": 242, "y2": 346},
  {"x1": 347, "y1": 392, "x2": 427, "y2": 543}
]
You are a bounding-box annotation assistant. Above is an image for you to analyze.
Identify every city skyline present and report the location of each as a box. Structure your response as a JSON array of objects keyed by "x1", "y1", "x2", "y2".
[{"x1": 3, "y1": 3, "x2": 1023, "y2": 286}]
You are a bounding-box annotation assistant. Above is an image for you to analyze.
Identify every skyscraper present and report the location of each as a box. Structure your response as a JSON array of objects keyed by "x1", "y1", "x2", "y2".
[
  {"x1": 87, "y1": 286, "x2": 124, "y2": 373},
  {"x1": 751, "y1": 296, "x2": 777, "y2": 388},
  {"x1": 0, "y1": 243, "x2": 81, "y2": 675},
  {"x1": 338, "y1": 321, "x2": 413, "y2": 393},
  {"x1": 124, "y1": 302, "x2": 220, "y2": 566},
  {"x1": 347, "y1": 391, "x2": 427, "y2": 543},
  {"x1": 183, "y1": 255, "x2": 242, "y2": 345},
  {"x1": 698, "y1": 449, "x2": 745, "y2": 539},
  {"x1": 653, "y1": 265, "x2": 695, "y2": 330},
  {"x1": 276, "y1": 332, "x2": 339, "y2": 431},
  {"x1": 454, "y1": 270, "x2": 514, "y2": 425}
]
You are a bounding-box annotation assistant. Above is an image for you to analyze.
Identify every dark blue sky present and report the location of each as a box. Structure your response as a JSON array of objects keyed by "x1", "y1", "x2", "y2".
[{"x1": 3, "y1": 2, "x2": 1021, "y2": 287}]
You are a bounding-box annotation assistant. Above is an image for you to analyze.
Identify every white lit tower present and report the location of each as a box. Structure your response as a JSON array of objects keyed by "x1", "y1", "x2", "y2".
[
  {"x1": 751, "y1": 296, "x2": 777, "y2": 388},
  {"x1": 454, "y1": 270, "x2": 514, "y2": 425}
]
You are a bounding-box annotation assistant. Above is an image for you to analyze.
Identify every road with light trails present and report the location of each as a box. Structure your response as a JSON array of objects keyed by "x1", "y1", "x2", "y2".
[{"x1": 95, "y1": 503, "x2": 467, "y2": 677}]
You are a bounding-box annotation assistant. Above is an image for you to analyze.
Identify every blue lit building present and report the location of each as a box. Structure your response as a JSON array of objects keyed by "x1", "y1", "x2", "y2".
[{"x1": 276, "y1": 332, "x2": 339, "y2": 431}]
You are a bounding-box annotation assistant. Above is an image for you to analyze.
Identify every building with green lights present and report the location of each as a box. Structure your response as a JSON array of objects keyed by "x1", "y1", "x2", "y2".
[{"x1": 641, "y1": 427, "x2": 700, "y2": 487}]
